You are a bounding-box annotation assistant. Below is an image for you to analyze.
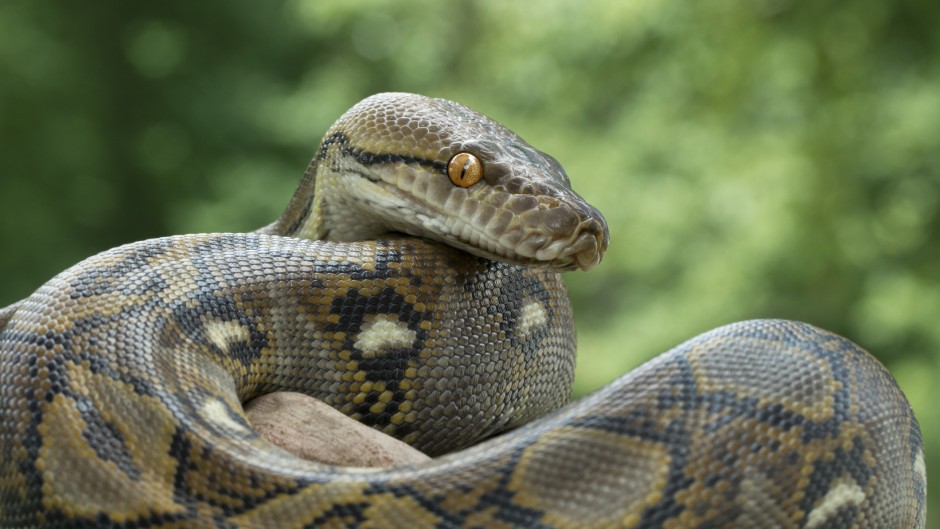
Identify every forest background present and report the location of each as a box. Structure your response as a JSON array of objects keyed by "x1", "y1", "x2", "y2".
[{"x1": 1, "y1": 0, "x2": 937, "y2": 520}]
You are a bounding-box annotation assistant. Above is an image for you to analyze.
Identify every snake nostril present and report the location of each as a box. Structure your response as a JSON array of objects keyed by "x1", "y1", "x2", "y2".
[
  {"x1": 569, "y1": 232, "x2": 601, "y2": 271},
  {"x1": 563, "y1": 219, "x2": 608, "y2": 271}
]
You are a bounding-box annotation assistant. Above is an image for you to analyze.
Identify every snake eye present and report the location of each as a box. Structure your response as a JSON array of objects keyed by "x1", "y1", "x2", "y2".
[{"x1": 447, "y1": 152, "x2": 484, "y2": 188}]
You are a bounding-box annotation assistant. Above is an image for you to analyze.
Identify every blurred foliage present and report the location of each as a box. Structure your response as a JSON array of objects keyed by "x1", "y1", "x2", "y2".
[{"x1": 1, "y1": 0, "x2": 938, "y2": 520}]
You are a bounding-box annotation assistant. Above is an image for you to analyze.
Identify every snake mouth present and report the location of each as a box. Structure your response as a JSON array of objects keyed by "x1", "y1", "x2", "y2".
[
  {"x1": 543, "y1": 224, "x2": 608, "y2": 271},
  {"x1": 497, "y1": 216, "x2": 608, "y2": 272},
  {"x1": 379, "y1": 179, "x2": 609, "y2": 272}
]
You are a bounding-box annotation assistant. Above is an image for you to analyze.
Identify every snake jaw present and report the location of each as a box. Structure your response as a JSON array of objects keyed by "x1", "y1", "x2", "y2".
[
  {"x1": 321, "y1": 159, "x2": 610, "y2": 272},
  {"x1": 346, "y1": 159, "x2": 607, "y2": 271},
  {"x1": 536, "y1": 221, "x2": 608, "y2": 272}
]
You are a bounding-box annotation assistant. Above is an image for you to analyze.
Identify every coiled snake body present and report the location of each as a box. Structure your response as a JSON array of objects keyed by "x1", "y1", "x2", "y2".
[{"x1": 0, "y1": 93, "x2": 926, "y2": 528}]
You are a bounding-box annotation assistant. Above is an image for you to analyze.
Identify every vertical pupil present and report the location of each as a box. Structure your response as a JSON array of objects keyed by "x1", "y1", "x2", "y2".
[
  {"x1": 461, "y1": 157, "x2": 473, "y2": 180},
  {"x1": 448, "y1": 153, "x2": 481, "y2": 187}
]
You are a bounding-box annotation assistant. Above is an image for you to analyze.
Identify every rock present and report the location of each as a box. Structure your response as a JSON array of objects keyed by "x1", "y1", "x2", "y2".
[{"x1": 245, "y1": 392, "x2": 430, "y2": 467}]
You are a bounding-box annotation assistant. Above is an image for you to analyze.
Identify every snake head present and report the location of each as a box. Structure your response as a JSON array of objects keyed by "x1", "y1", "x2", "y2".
[{"x1": 304, "y1": 92, "x2": 609, "y2": 272}]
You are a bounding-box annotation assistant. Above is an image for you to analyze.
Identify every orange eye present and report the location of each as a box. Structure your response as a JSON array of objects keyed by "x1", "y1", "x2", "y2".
[{"x1": 447, "y1": 152, "x2": 483, "y2": 188}]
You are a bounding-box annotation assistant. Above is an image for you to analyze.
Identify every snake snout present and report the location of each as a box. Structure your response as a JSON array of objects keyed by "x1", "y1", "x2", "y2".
[
  {"x1": 519, "y1": 203, "x2": 608, "y2": 271},
  {"x1": 565, "y1": 217, "x2": 608, "y2": 271}
]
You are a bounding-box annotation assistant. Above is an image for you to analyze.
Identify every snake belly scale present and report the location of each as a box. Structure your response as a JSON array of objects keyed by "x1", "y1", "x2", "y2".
[{"x1": 0, "y1": 93, "x2": 926, "y2": 528}]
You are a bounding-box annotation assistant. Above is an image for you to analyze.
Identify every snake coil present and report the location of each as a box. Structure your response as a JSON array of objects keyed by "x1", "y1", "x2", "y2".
[{"x1": 0, "y1": 93, "x2": 926, "y2": 528}]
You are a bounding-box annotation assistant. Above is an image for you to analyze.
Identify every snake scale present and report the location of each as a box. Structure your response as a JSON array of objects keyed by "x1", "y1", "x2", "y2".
[{"x1": 0, "y1": 93, "x2": 926, "y2": 528}]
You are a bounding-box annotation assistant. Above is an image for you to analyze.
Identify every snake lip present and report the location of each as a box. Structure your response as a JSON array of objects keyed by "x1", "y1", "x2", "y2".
[
  {"x1": 456, "y1": 212, "x2": 607, "y2": 272},
  {"x1": 478, "y1": 218, "x2": 603, "y2": 272},
  {"x1": 530, "y1": 228, "x2": 606, "y2": 271},
  {"x1": 570, "y1": 228, "x2": 606, "y2": 271}
]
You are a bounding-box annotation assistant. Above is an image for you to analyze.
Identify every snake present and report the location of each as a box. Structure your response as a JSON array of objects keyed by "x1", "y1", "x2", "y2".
[{"x1": 0, "y1": 92, "x2": 926, "y2": 528}]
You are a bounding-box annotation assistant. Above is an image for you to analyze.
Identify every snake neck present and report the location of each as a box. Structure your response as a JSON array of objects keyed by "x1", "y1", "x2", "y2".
[
  {"x1": 258, "y1": 148, "x2": 396, "y2": 242},
  {"x1": 257, "y1": 161, "x2": 324, "y2": 239}
]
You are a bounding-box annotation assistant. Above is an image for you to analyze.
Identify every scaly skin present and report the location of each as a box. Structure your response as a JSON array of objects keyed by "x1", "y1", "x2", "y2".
[{"x1": 0, "y1": 93, "x2": 925, "y2": 528}]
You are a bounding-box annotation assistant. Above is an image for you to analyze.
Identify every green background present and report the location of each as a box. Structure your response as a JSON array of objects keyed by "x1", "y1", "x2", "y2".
[{"x1": 1, "y1": 0, "x2": 937, "y2": 521}]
